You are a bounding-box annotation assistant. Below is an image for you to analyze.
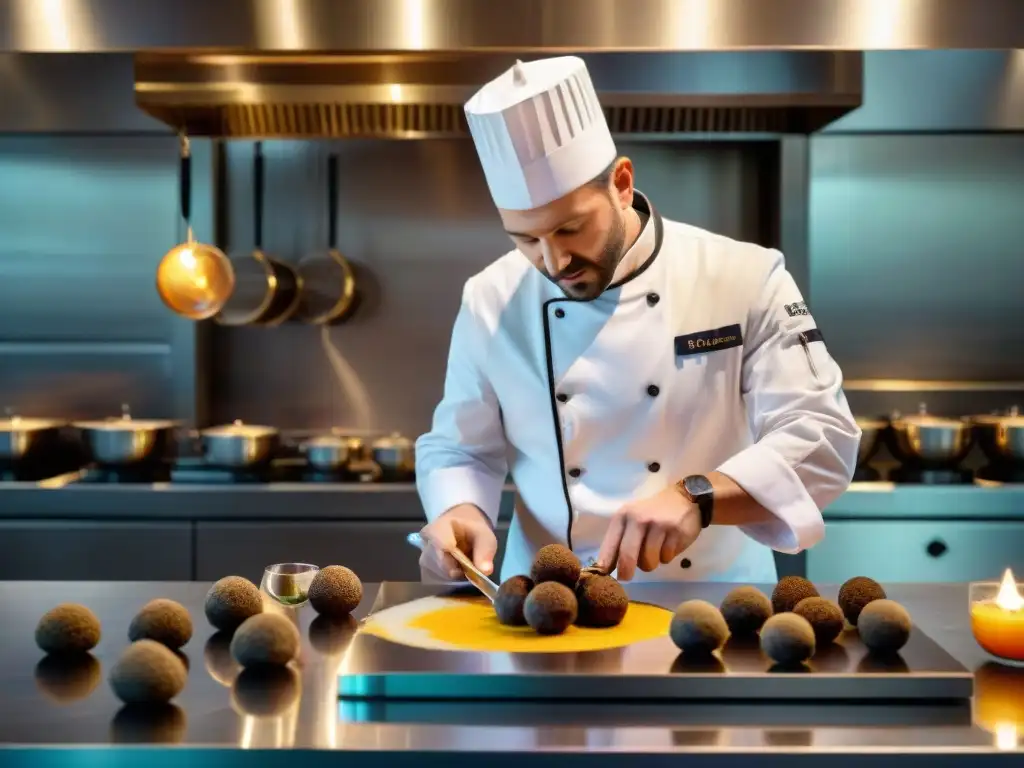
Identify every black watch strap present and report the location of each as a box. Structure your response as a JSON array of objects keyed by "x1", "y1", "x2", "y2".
[{"x1": 680, "y1": 475, "x2": 715, "y2": 529}]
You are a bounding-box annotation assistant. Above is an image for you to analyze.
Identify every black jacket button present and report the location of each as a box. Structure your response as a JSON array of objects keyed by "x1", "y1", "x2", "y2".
[
  {"x1": 647, "y1": 384, "x2": 660, "y2": 397},
  {"x1": 648, "y1": 462, "x2": 661, "y2": 473},
  {"x1": 680, "y1": 558, "x2": 692, "y2": 569},
  {"x1": 568, "y1": 467, "x2": 582, "y2": 478},
  {"x1": 647, "y1": 293, "x2": 660, "y2": 306},
  {"x1": 554, "y1": 308, "x2": 565, "y2": 318}
]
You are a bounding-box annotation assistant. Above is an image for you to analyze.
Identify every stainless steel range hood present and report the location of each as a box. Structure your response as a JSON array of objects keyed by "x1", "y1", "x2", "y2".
[
  {"x1": 4, "y1": 0, "x2": 1022, "y2": 139},
  {"x1": 134, "y1": 51, "x2": 863, "y2": 138},
  {"x1": 3, "y1": 0, "x2": 1023, "y2": 52}
]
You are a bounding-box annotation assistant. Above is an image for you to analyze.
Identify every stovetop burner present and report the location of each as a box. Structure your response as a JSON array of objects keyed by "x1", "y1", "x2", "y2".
[
  {"x1": 0, "y1": 454, "x2": 89, "y2": 483},
  {"x1": 975, "y1": 464, "x2": 1024, "y2": 484},
  {"x1": 170, "y1": 457, "x2": 304, "y2": 484},
  {"x1": 170, "y1": 457, "x2": 393, "y2": 484},
  {"x1": 888, "y1": 467, "x2": 974, "y2": 485},
  {"x1": 303, "y1": 469, "x2": 361, "y2": 483},
  {"x1": 78, "y1": 463, "x2": 172, "y2": 484}
]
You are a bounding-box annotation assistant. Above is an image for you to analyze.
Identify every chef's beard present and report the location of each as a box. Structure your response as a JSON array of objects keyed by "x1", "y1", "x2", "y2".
[{"x1": 549, "y1": 208, "x2": 627, "y2": 301}]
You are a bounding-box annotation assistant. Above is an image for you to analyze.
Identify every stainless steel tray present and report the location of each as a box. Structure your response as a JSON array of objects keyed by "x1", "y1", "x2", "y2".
[{"x1": 338, "y1": 583, "x2": 973, "y2": 702}]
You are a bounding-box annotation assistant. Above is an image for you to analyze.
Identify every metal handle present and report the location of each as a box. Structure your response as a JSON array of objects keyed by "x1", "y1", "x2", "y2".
[
  {"x1": 253, "y1": 142, "x2": 264, "y2": 249},
  {"x1": 327, "y1": 154, "x2": 339, "y2": 249},
  {"x1": 178, "y1": 134, "x2": 192, "y2": 228},
  {"x1": 446, "y1": 544, "x2": 480, "y2": 576}
]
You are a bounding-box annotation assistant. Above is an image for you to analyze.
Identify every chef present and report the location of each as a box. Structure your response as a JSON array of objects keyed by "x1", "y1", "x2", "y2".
[{"x1": 415, "y1": 56, "x2": 860, "y2": 585}]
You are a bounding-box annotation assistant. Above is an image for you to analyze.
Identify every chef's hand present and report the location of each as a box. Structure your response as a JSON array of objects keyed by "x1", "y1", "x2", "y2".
[
  {"x1": 419, "y1": 504, "x2": 498, "y2": 581},
  {"x1": 597, "y1": 487, "x2": 701, "y2": 581}
]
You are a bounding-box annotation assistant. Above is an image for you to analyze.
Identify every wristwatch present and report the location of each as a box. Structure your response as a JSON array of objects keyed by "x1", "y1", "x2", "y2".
[{"x1": 676, "y1": 474, "x2": 715, "y2": 529}]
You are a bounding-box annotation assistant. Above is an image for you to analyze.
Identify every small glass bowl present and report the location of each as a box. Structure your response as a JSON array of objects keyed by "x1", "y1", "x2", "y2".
[
  {"x1": 261, "y1": 563, "x2": 319, "y2": 607},
  {"x1": 969, "y1": 579, "x2": 1024, "y2": 664}
]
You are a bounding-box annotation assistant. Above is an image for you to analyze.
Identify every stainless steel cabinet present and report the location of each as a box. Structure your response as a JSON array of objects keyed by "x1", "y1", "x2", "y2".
[
  {"x1": 807, "y1": 520, "x2": 1024, "y2": 584},
  {"x1": 195, "y1": 521, "x2": 511, "y2": 585},
  {"x1": 0, "y1": 521, "x2": 192, "y2": 580}
]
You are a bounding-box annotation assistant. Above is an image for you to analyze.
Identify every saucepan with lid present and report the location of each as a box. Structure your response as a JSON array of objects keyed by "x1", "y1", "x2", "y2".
[
  {"x1": 969, "y1": 406, "x2": 1024, "y2": 466},
  {"x1": 73, "y1": 404, "x2": 178, "y2": 465},
  {"x1": 200, "y1": 420, "x2": 280, "y2": 468},
  {"x1": 0, "y1": 408, "x2": 65, "y2": 462},
  {"x1": 300, "y1": 435, "x2": 351, "y2": 472},
  {"x1": 371, "y1": 432, "x2": 416, "y2": 481},
  {"x1": 887, "y1": 403, "x2": 973, "y2": 467},
  {"x1": 329, "y1": 432, "x2": 370, "y2": 463},
  {"x1": 854, "y1": 416, "x2": 888, "y2": 467}
]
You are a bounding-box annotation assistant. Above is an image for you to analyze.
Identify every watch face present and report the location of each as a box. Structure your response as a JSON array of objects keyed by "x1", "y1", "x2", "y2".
[{"x1": 684, "y1": 474, "x2": 713, "y2": 498}]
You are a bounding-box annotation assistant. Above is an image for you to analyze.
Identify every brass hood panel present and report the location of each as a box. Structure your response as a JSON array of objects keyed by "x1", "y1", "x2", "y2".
[{"x1": 134, "y1": 52, "x2": 863, "y2": 138}]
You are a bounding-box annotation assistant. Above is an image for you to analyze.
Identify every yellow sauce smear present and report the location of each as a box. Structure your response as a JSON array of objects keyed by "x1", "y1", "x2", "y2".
[{"x1": 362, "y1": 596, "x2": 672, "y2": 653}]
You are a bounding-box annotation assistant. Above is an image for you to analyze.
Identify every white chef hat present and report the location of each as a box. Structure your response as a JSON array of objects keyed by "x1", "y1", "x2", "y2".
[{"x1": 464, "y1": 56, "x2": 616, "y2": 211}]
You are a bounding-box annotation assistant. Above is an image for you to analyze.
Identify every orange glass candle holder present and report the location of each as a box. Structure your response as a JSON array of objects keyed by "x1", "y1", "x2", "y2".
[{"x1": 970, "y1": 569, "x2": 1024, "y2": 664}]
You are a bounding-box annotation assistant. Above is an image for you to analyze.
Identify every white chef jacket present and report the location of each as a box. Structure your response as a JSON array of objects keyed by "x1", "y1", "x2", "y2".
[{"x1": 416, "y1": 192, "x2": 860, "y2": 584}]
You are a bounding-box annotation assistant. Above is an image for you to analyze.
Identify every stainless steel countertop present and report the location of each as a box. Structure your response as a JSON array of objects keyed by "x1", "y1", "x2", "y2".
[
  {"x1": 1, "y1": 581, "x2": 1021, "y2": 766},
  {"x1": 1, "y1": 482, "x2": 1023, "y2": 522}
]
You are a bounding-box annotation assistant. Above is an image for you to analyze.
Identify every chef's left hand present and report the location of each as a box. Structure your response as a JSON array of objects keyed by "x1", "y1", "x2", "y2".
[{"x1": 597, "y1": 486, "x2": 702, "y2": 581}]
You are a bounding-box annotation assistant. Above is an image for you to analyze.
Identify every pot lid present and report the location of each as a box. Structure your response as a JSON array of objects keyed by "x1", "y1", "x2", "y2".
[
  {"x1": 372, "y1": 431, "x2": 413, "y2": 449},
  {"x1": 202, "y1": 419, "x2": 278, "y2": 438},
  {"x1": 893, "y1": 414, "x2": 966, "y2": 428},
  {"x1": 970, "y1": 406, "x2": 1021, "y2": 424},
  {"x1": 0, "y1": 416, "x2": 64, "y2": 432},
  {"x1": 854, "y1": 417, "x2": 887, "y2": 429},
  {"x1": 305, "y1": 435, "x2": 347, "y2": 448},
  {"x1": 892, "y1": 403, "x2": 966, "y2": 428},
  {"x1": 73, "y1": 416, "x2": 178, "y2": 430},
  {"x1": 73, "y1": 403, "x2": 177, "y2": 431},
  {"x1": 997, "y1": 416, "x2": 1024, "y2": 428}
]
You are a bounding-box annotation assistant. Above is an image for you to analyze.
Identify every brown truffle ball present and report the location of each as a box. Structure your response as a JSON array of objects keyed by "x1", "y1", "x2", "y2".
[
  {"x1": 230, "y1": 613, "x2": 300, "y2": 668},
  {"x1": 669, "y1": 600, "x2": 730, "y2": 656},
  {"x1": 857, "y1": 599, "x2": 912, "y2": 654},
  {"x1": 129, "y1": 599, "x2": 193, "y2": 650},
  {"x1": 771, "y1": 576, "x2": 820, "y2": 614},
  {"x1": 838, "y1": 576, "x2": 887, "y2": 627},
  {"x1": 205, "y1": 576, "x2": 263, "y2": 632},
  {"x1": 523, "y1": 582, "x2": 578, "y2": 635},
  {"x1": 720, "y1": 586, "x2": 773, "y2": 636},
  {"x1": 35, "y1": 603, "x2": 101, "y2": 655},
  {"x1": 308, "y1": 565, "x2": 363, "y2": 619},
  {"x1": 793, "y1": 596, "x2": 844, "y2": 645},
  {"x1": 529, "y1": 544, "x2": 581, "y2": 589},
  {"x1": 760, "y1": 613, "x2": 816, "y2": 666},
  {"x1": 576, "y1": 574, "x2": 629, "y2": 628},
  {"x1": 109, "y1": 639, "x2": 188, "y2": 705},
  {"x1": 495, "y1": 575, "x2": 534, "y2": 626}
]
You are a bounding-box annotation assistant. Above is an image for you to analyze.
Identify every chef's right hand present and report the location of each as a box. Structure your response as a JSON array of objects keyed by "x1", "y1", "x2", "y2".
[{"x1": 418, "y1": 504, "x2": 497, "y2": 581}]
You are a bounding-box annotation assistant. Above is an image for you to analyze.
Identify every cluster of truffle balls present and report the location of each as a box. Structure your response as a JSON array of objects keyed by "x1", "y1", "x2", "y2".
[
  {"x1": 668, "y1": 575, "x2": 913, "y2": 667},
  {"x1": 33, "y1": 565, "x2": 363, "y2": 706},
  {"x1": 494, "y1": 544, "x2": 630, "y2": 634}
]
